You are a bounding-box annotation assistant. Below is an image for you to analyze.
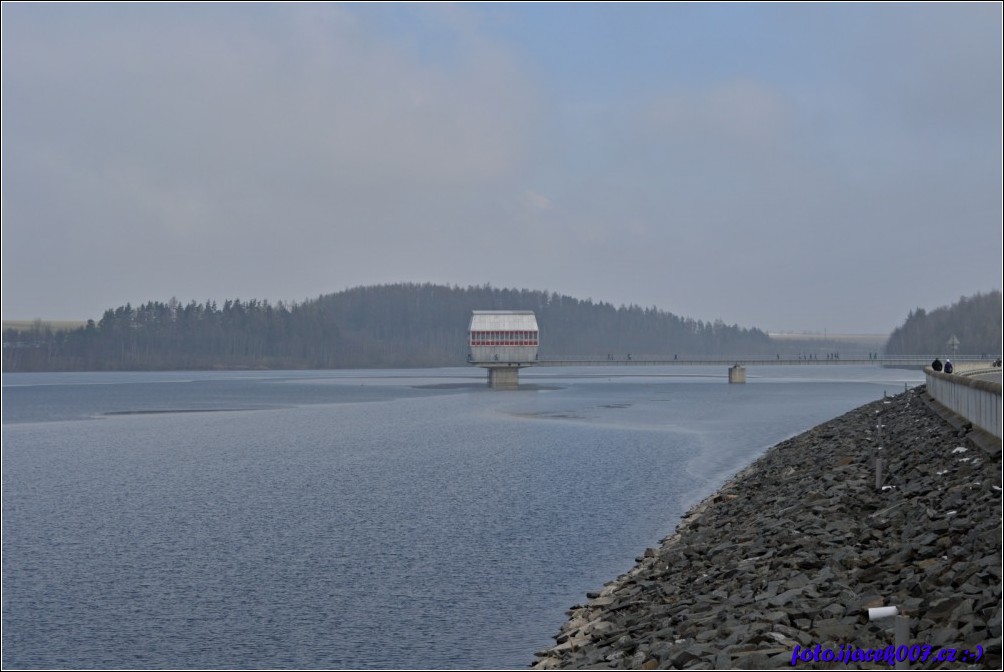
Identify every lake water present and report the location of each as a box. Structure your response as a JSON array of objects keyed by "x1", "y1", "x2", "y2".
[{"x1": 2, "y1": 365, "x2": 923, "y2": 669}]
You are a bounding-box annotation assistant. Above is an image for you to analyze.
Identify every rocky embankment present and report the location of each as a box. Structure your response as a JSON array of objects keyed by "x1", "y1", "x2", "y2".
[{"x1": 532, "y1": 386, "x2": 1002, "y2": 669}]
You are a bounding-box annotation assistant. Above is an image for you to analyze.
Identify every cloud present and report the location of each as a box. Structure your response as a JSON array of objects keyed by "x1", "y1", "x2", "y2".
[
  {"x1": 1, "y1": 5, "x2": 540, "y2": 316},
  {"x1": 1, "y1": 4, "x2": 999, "y2": 333},
  {"x1": 644, "y1": 79, "x2": 792, "y2": 149},
  {"x1": 522, "y1": 190, "x2": 552, "y2": 211}
]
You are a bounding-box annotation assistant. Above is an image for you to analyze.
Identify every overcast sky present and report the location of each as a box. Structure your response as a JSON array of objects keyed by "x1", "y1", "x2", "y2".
[{"x1": 2, "y1": 3, "x2": 1001, "y2": 333}]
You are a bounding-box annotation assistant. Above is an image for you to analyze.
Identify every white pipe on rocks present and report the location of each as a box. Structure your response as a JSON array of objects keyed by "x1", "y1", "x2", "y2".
[
  {"x1": 868, "y1": 606, "x2": 899, "y2": 620},
  {"x1": 867, "y1": 607, "x2": 910, "y2": 650}
]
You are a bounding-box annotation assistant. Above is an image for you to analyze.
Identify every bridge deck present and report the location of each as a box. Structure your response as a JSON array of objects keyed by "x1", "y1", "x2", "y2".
[{"x1": 535, "y1": 357, "x2": 985, "y2": 367}]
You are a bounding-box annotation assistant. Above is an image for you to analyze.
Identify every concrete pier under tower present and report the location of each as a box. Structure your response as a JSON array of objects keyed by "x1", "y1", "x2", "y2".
[
  {"x1": 729, "y1": 365, "x2": 747, "y2": 384},
  {"x1": 487, "y1": 367, "x2": 521, "y2": 390}
]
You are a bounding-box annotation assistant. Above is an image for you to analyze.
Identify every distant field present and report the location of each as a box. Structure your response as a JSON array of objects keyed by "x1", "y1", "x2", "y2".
[{"x1": 3, "y1": 320, "x2": 88, "y2": 331}]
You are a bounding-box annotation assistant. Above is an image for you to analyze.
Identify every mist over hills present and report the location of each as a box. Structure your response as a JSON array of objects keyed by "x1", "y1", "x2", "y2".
[
  {"x1": 3, "y1": 284, "x2": 999, "y2": 372},
  {"x1": 884, "y1": 290, "x2": 1002, "y2": 359},
  {"x1": 3, "y1": 283, "x2": 771, "y2": 371}
]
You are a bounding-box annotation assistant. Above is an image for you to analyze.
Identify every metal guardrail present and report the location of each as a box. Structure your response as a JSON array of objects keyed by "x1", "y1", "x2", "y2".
[{"x1": 535, "y1": 356, "x2": 988, "y2": 367}]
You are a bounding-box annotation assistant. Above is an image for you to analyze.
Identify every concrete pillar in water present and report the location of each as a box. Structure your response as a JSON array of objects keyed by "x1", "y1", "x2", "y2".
[
  {"x1": 728, "y1": 364, "x2": 747, "y2": 384},
  {"x1": 487, "y1": 367, "x2": 520, "y2": 389}
]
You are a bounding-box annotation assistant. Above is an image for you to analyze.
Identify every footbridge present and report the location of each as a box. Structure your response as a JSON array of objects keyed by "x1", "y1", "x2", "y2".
[
  {"x1": 474, "y1": 353, "x2": 995, "y2": 388},
  {"x1": 536, "y1": 356, "x2": 952, "y2": 367},
  {"x1": 535, "y1": 357, "x2": 994, "y2": 385}
]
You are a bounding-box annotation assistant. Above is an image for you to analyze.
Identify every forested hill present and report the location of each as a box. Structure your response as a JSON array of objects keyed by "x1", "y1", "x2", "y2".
[
  {"x1": 884, "y1": 290, "x2": 1002, "y2": 358},
  {"x1": 2, "y1": 283, "x2": 774, "y2": 372}
]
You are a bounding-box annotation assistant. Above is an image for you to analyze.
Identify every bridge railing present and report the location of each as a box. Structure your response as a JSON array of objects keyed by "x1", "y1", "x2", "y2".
[
  {"x1": 535, "y1": 355, "x2": 982, "y2": 366},
  {"x1": 925, "y1": 366, "x2": 1002, "y2": 439}
]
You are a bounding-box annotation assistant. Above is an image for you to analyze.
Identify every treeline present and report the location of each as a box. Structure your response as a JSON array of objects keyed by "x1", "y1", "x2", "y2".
[
  {"x1": 3, "y1": 283, "x2": 776, "y2": 372},
  {"x1": 2, "y1": 299, "x2": 340, "y2": 371},
  {"x1": 884, "y1": 290, "x2": 1002, "y2": 357}
]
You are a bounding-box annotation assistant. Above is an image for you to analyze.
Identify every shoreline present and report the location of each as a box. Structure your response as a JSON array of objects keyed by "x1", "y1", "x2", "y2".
[{"x1": 531, "y1": 386, "x2": 1002, "y2": 669}]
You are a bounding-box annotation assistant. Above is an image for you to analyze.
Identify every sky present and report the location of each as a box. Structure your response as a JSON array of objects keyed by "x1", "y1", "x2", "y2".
[{"x1": 2, "y1": 2, "x2": 1001, "y2": 334}]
